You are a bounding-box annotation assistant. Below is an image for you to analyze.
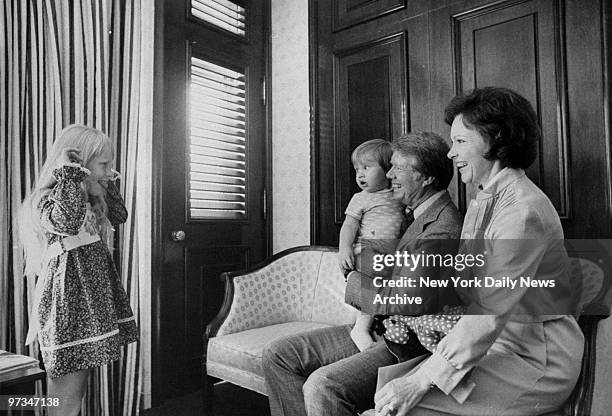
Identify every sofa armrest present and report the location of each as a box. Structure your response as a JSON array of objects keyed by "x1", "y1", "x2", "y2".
[{"x1": 206, "y1": 271, "x2": 238, "y2": 340}]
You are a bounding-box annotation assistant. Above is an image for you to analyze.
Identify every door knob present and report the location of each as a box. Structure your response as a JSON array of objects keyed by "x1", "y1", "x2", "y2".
[{"x1": 171, "y1": 230, "x2": 186, "y2": 241}]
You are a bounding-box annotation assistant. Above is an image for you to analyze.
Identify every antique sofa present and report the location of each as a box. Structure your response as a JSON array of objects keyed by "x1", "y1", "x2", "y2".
[
  {"x1": 203, "y1": 246, "x2": 356, "y2": 409},
  {"x1": 203, "y1": 243, "x2": 612, "y2": 415}
]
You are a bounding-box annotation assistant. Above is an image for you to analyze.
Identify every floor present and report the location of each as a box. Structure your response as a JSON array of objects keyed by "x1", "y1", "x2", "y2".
[{"x1": 141, "y1": 382, "x2": 271, "y2": 416}]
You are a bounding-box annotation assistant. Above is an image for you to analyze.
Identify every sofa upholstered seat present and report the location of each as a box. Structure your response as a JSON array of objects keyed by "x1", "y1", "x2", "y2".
[{"x1": 207, "y1": 321, "x2": 336, "y2": 395}]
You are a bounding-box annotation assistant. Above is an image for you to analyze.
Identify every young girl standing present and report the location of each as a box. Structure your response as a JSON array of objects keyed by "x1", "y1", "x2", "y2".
[{"x1": 20, "y1": 125, "x2": 138, "y2": 416}]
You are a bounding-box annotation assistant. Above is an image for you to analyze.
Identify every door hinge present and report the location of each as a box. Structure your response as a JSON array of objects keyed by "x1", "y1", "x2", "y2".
[
  {"x1": 262, "y1": 187, "x2": 267, "y2": 221},
  {"x1": 261, "y1": 76, "x2": 266, "y2": 106}
]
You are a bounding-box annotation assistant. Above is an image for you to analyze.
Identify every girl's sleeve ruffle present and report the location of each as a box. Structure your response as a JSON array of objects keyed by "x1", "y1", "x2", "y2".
[
  {"x1": 52, "y1": 163, "x2": 91, "y2": 182},
  {"x1": 105, "y1": 181, "x2": 128, "y2": 226},
  {"x1": 40, "y1": 165, "x2": 88, "y2": 236}
]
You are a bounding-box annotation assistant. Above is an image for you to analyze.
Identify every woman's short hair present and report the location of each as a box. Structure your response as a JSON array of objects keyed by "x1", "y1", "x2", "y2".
[
  {"x1": 444, "y1": 87, "x2": 540, "y2": 169},
  {"x1": 392, "y1": 132, "x2": 453, "y2": 191},
  {"x1": 351, "y1": 139, "x2": 393, "y2": 172}
]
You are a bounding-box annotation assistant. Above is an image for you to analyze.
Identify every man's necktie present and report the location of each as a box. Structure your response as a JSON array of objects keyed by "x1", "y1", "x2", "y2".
[{"x1": 405, "y1": 208, "x2": 415, "y2": 226}]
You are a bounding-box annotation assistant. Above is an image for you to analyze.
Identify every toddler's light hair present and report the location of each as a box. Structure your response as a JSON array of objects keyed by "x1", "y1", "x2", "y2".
[
  {"x1": 351, "y1": 139, "x2": 393, "y2": 172},
  {"x1": 19, "y1": 124, "x2": 115, "y2": 277}
]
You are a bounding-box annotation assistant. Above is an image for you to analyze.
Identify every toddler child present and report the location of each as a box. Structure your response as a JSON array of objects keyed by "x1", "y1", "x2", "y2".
[{"x1": 339, "y1": 139, "x2": 405, "y2": 351}]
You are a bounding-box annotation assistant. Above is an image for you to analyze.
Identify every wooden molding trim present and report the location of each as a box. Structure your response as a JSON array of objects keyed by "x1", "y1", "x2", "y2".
[
  {"x1": 150, "y1": 0, "x2": 167, "y2": 406},
  {"x1": 602, "y1": 0, "x2": 612, "y2": 233},
  {"x1": 332, "y1": 0, "x2": 406, "y2": 32},
  {"x1": 309, "y1": 0, "x2": 320, "y2": 245},
  {"x1": 265, "y1": 0, "x2": 273, "y2": 258}
]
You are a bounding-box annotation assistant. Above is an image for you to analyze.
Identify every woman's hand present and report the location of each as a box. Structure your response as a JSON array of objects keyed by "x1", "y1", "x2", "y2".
[
  {"x1": 338, "y1": 247, "x2": 355, "y2": 273},
  {"x1": 374, "y1": 369, "x2": 432, "y2": 416}
]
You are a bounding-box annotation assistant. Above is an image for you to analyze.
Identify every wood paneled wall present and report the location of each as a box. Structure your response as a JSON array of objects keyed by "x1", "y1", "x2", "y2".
[{"x1": 311, "y1": 0, "x2": 612, "y2": 244}]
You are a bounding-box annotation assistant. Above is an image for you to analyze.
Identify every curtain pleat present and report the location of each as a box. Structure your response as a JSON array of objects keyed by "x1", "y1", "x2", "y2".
[
  {"x1": 10, "y1": 0, "x2": 26, "y2": 355},
  {"x1": 82, "y1": 0, "x2": 94, "y2": 126},
  {"x1": 1, "y1": 1, "x2": 154, "y2": 414},
  {"x1": 0, "y1": 0, "x2": 8, "y2": 353}
]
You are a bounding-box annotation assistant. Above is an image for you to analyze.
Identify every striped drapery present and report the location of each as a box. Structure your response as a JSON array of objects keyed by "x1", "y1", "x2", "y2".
[{"x1": 0, "y1": 1, "x2": 153, "y2": 415}]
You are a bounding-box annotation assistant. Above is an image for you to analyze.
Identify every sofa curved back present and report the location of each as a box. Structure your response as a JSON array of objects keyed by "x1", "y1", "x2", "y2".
[{"x1": 215, "y1": 246, "x2": 356, "y2": 337}]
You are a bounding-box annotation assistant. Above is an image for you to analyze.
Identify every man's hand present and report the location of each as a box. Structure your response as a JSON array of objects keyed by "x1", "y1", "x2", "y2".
[{"x1": 374, "y1": 368, "x2": 431, "y2": 416}]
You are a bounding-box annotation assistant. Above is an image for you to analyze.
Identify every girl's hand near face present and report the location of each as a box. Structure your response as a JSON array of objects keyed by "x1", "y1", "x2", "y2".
[
  {"x1": 41, "y1": 148, "x2": 83, "y2": 189},
  {"x1": 99, "y1": 169, "x2": 120, "y2": 189},
  {"x1": 85, "y1": 176, "x2": 106, "y2": 197},
  {"x1": 60, "y1": 147, "x2": 82, "y2": 165}
]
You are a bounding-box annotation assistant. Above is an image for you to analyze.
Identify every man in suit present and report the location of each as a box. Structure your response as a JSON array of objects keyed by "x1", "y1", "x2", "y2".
[{"x1": 262, "y1": 132, "x2": 463, "y2": 416}]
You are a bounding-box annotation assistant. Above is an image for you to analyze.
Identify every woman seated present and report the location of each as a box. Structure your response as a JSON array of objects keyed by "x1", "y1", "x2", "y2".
[{"x1": 369, "y1": 87, "x2": 583, "y2": 416}]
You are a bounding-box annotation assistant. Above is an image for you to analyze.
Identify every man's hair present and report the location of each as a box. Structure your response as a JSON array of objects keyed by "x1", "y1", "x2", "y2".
[
  {"x1": 391, "y1": 132, "x2": 453, "y2": 191},
  {"x1": 444, "y1": 87, "x2": 540, "y2": 169},
  {"x1": 351, "y1": 139, "x2": 393, "y2": 172}
]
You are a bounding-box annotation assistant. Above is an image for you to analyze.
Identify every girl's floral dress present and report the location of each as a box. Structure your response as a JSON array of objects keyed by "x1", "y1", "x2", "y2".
[{"x1": 32, "y1": 164, "x2": 138, "y2": 378}]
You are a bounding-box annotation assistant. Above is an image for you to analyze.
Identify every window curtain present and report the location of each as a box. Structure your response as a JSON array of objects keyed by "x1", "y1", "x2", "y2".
[{"x1": 0, "y1": 1, "x2": 153, "y2": 415}]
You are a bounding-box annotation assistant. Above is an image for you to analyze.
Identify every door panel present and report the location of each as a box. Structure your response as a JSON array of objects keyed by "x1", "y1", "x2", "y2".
[
  {"x1": 452, "y1": 0, "x2": 568, "y2": 213},
  {"x1": 154, "y1": 0, "x2": 268, "y2": 403},
  {"x1": 563, "y1": 0, "x2": 611, "y2": 238},
  {"x1": 334, "y1": 33, "x2": 407, "y2": 223}
]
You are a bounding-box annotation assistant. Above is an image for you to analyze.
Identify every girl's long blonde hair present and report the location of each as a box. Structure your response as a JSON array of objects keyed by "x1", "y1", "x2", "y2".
[{"x1": 19, "y1": 124, "x2": 115, "y2": 277}]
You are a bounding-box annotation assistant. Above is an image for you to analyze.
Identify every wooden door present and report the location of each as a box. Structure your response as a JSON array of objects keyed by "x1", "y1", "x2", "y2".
[
  {"x1": 312, "y1": 0, "x2": 612, "y2": 244},
  {"x1": 153, "y1": 0, "x2": 269, "y2": 403}
]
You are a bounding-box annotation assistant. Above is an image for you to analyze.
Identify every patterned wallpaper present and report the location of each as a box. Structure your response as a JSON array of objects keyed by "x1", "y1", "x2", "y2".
[{"x1": 271, "y1": 0, "x2": 311, "y2": 253}]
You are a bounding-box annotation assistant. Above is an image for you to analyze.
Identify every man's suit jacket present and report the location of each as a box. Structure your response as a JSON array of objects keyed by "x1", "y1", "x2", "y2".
[{"x1": 348, "y1": 190, "x2": 463, "y2": 315}]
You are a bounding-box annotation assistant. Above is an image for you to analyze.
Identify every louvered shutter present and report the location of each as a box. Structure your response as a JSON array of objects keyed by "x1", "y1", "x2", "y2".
[
  {"x1": 189, "y1": 57, "x2": 247, "y2": 220},
  {"x1": 191, "y1": 0, "x2": 246, "y2": 36}
]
